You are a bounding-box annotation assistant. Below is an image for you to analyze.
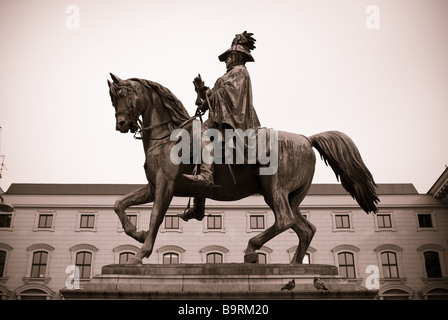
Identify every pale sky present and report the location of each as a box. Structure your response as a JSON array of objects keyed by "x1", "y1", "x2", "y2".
[{"x1": 0, "y1": 0, "x2": 447, "y2": 194}]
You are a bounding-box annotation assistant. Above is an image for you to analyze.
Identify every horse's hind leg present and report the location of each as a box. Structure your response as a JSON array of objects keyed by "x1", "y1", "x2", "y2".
[
  {"x1": 244, "y1": 190, "x2": 296, "y2": 263},
  {"x1": 289, "y1": 187, "x2": 316, "y2": 264}
]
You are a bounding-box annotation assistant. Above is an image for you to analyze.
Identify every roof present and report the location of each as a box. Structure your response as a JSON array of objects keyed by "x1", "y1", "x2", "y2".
[
  {"x1": 427, "y1": 167, "x2": 448, "y2": 204},
  {"x1": 5, "y1": 183, "x2": 419, "y2": 196}
]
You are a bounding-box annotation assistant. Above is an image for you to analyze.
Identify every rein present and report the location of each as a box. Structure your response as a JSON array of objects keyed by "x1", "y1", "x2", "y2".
[{"x1": 134, "y1": 110, "x2": 204, "y2": 141}]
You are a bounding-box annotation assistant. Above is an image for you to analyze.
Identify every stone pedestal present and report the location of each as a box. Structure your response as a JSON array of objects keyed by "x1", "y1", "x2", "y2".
[{"x1": 60, "y1": 264, "x2": 377, "y2": 300}]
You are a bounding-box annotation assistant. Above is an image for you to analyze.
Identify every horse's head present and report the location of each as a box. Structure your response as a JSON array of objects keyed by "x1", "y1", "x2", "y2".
[{"x1": 108, "y1": 73, "x2": 143, "y2": 134}]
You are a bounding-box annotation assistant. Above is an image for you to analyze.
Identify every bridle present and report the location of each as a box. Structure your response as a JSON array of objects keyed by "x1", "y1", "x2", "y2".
[{"x1": 114, "y1": 82, "x2": 204, "y2": 141}]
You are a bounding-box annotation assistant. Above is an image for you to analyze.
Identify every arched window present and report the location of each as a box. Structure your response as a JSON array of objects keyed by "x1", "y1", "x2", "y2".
[
  {"x1": 0, "y1": 244, "x2": 12, "y2": 279},
  {"x1": 200, "y1": 245, "x2": 228, "y2": 264},
  {"x1": 113, "y1": 245, "x2": 139, "y2": 264},
  {"x1": 119, "y1": 252, "x2": 136, "y2": 264},
  {"x1": 257, "y1": 253, "x2": 267, "y2": 264},
  {"x1": 374, "y1": 244, "x2": 404, "y2": 282},
  {"x1": 302, "y1": 253, "x2": 310, "y2": 264},
  {"x1": 377, "y1": 284, "x2": 414, "y2": 300},
  {"x1": 331, "y1": 245, "x2": 360, "y2": 281},
  {"x1": 287, "y1": 246, "x2": 315, "y2": 264},
  {"x1": 25, "y1": 244, "x2": 54, "y2": 282},
  {"x1": 15, "y1": 284, "x2": 55, "y2": 300},
  {"x1": 76, "y1": 251, "x2": 92, "y2": 279},
  {"x1": 69, "y1": 244, "x2": 98, "y2": 280},
  {"x1": 206, "y1": 253, "x2": 223, "y2": 264},
  {"x1": 381, "y1": 251, "x2": 399, "y2": 279},
  {"x1": 157, "y1": 245, "x2": 185, "y2": 264},
  {"x1": 419, "y1": 284, "x2": 448, "y2": 300},
  {"x1": 417, "y1": 244, "x2": 446, "y2": 281},
  {"x1": 0, "y1": 284, "x2": 11, "y2": 300},
  {"x1": 338, "y1": 252, "x2": 356, "y2": 279},
  {"x1": 424, "y1": 251, "x2": 442, "y2": 278},
  {"x1": 0, "y1": 250, "x2": 6, "y2": 277},
  {"x1": 31, "y1": 251, "x2": 48, "y2": 278},
  {"x1": 163, "y1": 253, "x2": 179, "y2": 264}
]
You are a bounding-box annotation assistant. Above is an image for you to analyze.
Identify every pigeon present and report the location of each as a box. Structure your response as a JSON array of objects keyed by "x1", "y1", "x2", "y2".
[
  {"x1": 313, "y1": 277, "x2": 329, "y2": 292},
  {"x1": 281, "y1": 279, "x2": 295, "y2": 291}
]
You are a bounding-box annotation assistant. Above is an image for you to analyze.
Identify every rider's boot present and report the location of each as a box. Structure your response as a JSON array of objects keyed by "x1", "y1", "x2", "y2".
[
  {"x1": 182, "y1": 162, "x2": 217, "y2": 191},
  {"x1": 178, "y1": 197, "x2": 206, "y2": 222}
]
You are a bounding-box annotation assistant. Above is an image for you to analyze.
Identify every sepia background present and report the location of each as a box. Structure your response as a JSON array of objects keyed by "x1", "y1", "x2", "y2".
[{"x1": 0, "y1": 0, "x2": 447, "y2": 193}]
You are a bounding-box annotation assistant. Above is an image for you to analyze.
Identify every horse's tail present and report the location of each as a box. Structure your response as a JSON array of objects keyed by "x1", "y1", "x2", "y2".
[{"x1": 309, "y1": 131, "x2": 379, "y2": 214}]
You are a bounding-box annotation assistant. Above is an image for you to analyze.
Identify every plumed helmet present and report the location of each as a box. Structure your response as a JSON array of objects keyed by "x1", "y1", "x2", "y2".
[{"x1": 218, "y1": 31, "x2": 256, "y2": 62}]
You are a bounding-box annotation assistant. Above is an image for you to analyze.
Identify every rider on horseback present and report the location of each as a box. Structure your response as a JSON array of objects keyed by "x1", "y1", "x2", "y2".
[{"x1": 181, "y1": 31, "x2": 261, "y2": 221}]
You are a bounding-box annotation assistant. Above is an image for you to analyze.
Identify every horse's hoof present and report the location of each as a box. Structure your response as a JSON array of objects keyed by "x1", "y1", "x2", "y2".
[
  {"x1": 127, "y1": 257, "x2": 143, "y2": 265},
  {"x1": 244, "y1": 253, "x2": 259, "y2": 263}
]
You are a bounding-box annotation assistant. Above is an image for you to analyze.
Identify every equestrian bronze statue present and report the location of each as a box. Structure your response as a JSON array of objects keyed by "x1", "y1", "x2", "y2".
[{"x1": 108, "y1": 32, "x2": 379, "y2": 265}]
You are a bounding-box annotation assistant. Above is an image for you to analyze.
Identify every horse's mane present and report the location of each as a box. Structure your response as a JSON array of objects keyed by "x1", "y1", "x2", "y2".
[{"x1": 130, "y1": 78, "x2": 191, "y2": 127}]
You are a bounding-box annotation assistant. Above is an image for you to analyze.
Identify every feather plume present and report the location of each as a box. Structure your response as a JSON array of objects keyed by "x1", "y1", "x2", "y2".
[{"x1": 232, "y1": 31, "x2": 256, "y2": 51}]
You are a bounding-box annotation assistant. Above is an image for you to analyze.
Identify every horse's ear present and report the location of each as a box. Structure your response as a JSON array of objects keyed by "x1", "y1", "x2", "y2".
[
  {"x1": 107, "y1": 79, "x2": 112, "y2": 88},
  {"x1": 110, "y1": 73, "x2": 123, "y2": 83}
]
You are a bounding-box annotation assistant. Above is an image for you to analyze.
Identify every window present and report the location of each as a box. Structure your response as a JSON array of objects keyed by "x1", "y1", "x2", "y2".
[
  {"x1": 157, "y1": 245, "x2": 185, "y2": 264},
  {"x1": 335, "y1": 215, "x2": 350, "y2": 229},
  {"x1": 25, "y1": 244, "x2": 54, "y2": 283},
  {"x1": 38, "y1": 214, "x2": 53, "y2": 228},
  {"x1": 200, "y1": 245, "x2": 228, "y2": 263},
  {"x1": 302, "y1": 253, "x2": 310, "y2": 264},
  {"x1": 206, "y1": 253, "x2": 223, "y2": 263},
  {"x1": 250, "y1": 215, "x2": 265, "y2": 229},
  {"x1": 163, "y1": 253, "x2": 179, "y2": 264},
  {"x1": 377, "y1": 214, "x2": 392, "y2": 228},
  {"x1": 257, "y1": 253, "x2": 267, "y2": 264},
  {"x1": 419, "y1": 284, "x2": 448, "y2": 300},
  {"x1": 338, "y1": 252, "x2": 356, "y2": 279},
  {"x1": 0, "y1": 213, "x2": 12, "y2": 229},
  {"x1": 165, "y1": 215, "x2": 180, "y2": 230},
  {"x1": 207, "y1": 215, "x2": 222, "y2": 229},
  {"x1": 15, "y1": 284, "x2": 55, "y2": 300},
  {"x1": 76, "y1": 211, "x2": 98, "y2": 232},
  {"x1": 33, "y1": 211, "x2": 56, "y2": 231},
  {"x1": 331, "y1": 211, "x2": 354, "y2": 232},
  {"x1": 80, "y1": 214, "x2": 95, "y2": 229},
  {"x1": 203, "y1": 212, "x2": 225, "y2": 233},
  {"x1": 31, "y1": 251, "x2": 48, "y2": 278},
  {"x1": 127, "y1": 214, "x2": 137, "y2": 227},
  {"x1": 418, "y1": 214, "x2": 432, "y2": 228},
  {"x1": 117, "y1": 211, "x2": 140, "y2": 232},
  {"x1": 415, "y1": 211, "x2": 437, "y2": 231},
  {"x1": 76, "y1": 251, "x2": 92, "y2": 279},
  {"x1": 374, "y1": 244, "x2": 404, "y2": 283},
  {"x1": 424, "y1": 251, "x2": 442, "y2": 278},
  {"x1": 378, "y1": 285, "x2": 414, "y2": 300},
  {"x1": 0, "y1": 251, "x2": 6, "y2": 277},
  {"x1": 113, "y1": 245, "x2": 139, "y2": 264},
  {"x1": 374, "y1": 212, "x2": 397, "y2": 232},
  {"x1": 119, "y1": 252, "x2": 135, "y2": 264},
  {"x1": 0, "y1": 244, "x2": 12, "y2": 279},
  {"x1": 381, "y1": 252, "x2": 399, "y2": 278}
]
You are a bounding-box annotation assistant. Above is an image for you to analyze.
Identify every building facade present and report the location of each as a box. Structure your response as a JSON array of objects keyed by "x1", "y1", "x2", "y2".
[{"x1": 1, "y1": 175, "x2": 447, "y2": 299}]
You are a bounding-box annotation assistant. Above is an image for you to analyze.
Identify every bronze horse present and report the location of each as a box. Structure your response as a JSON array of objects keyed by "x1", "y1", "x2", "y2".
[{"x1": 108, "y1": 73, "x2": 379, "y2": 265}]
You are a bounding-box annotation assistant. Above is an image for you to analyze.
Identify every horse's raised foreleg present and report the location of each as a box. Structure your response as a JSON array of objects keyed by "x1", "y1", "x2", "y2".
[
  {"x1": 131, "y1": 180, "x2": 174, "y2": 264},
  {"x1": 114, "y1": 184, "x2": 154, "y2": 243}
]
